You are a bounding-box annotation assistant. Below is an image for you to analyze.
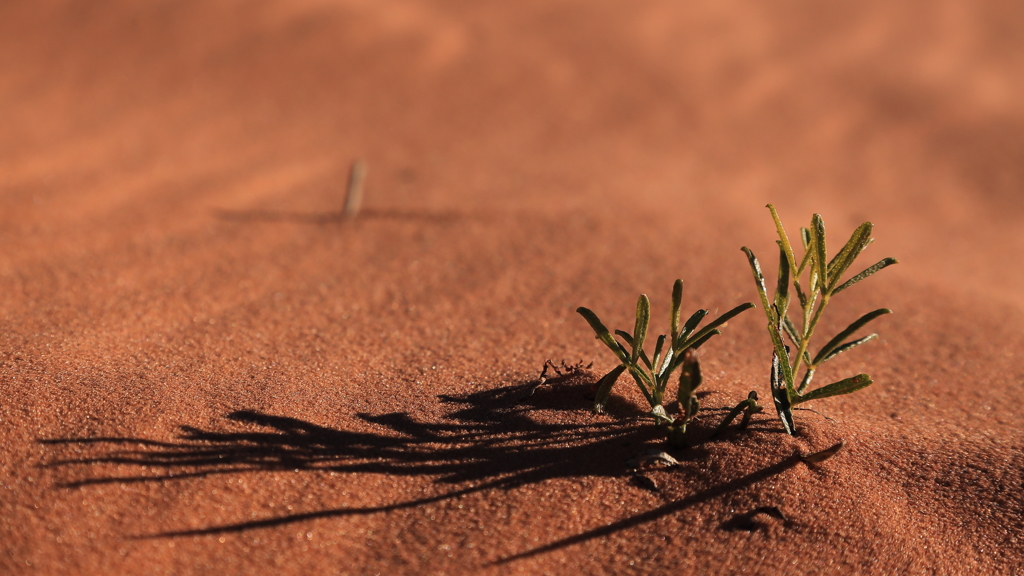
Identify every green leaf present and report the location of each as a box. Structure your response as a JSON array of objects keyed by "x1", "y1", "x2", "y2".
[
  {"x1": 768, "y1": 309, "x2": 795, "y2": 393},
  {"x1": 782, "y1": 315, "x2": 801, "y2": 345},
  {"x1": 632, "y1": 295, "x2": 651, "y2": 363},
  {"x1": 616, "y1": 330, "x2": 652, "y2": 370},
  {"x1": 797, "y1": 228, "x2": 813, "y2": 274},
  {"x1": 794, "y1": 280, "x2": 808, "y2": 309},
  {"x1": 577, "y1": 307, "x2": 629, "y2": 363},
  {"x1": 593, "y1": 364, "x2": 626, "y2": 414},
  {"x1": 832, "y1": 258, "x2": 898, "y2": 295},
  {"x1": 826, "y1": 222, "x2": 873, "y2": 293},
  {"x1": 774, "y1": 242, "x2": 790, "y2": 319},
  {"x1": 818, "y1": 334, "x2": 878, "y2": 364},
  {"x1": 688, "y1": 328, "x2": 721, "y2": 351},
  {"x1": 658, "y1": 348, "x2": 674, "y2": 378},
  {"x1": 794, "y1": 373, "x2": 872, "y2": 404},
  {"x1": 683, "y1": 302, "x2": 755, "y2": 350},
  {"x1": 812, "y1": 308, "x2": 891, "y2": 365},
  {"x1": 771, "y1": 347, "x2": 795, "y2": 435},
  {"x1": 652, "y1": 334, "x2": 666, "y2": 377},
  {"x1": 741, "y1": 247, "x2": 773, "y2": 323},
  {"x1": 670, "y1": 279, "x2": 683, "y2": 343},
  {"x1": 767, "y1": 204, "x2": 797, "y2": 271},
  {"x1": 676, "y1": 309, "x2": 708, "y2": 349},
  {"x1": 811, "y1": 214, "x2": 828, "y2": 294},
  {"x1": 627, "y1": 365, "x2": 657, "y2": 407}
]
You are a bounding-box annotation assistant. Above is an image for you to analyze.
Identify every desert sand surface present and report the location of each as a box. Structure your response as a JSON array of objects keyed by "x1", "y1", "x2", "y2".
[{"x1": 2, "y1": 1, "x2": 1023, "y2": 574}]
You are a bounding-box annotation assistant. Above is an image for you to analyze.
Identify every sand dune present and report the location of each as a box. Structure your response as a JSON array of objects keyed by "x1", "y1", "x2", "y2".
[{"x1": 1, "y1": 1, "x2": 1022, "y2": 574}]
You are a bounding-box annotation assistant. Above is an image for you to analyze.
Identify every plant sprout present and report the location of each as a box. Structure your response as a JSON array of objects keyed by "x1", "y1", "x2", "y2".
[
  {"x1": 741, "y1": 204, "x2": 897, "y2": 434},
  {"x1": 712, "y1": 391, "x2": 763, "y2": 437},
  {"x1": 577, "y1": 280, "x2": 753, "y2": 443}
]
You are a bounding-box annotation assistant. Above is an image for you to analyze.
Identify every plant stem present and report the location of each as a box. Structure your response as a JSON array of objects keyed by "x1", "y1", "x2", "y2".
[{"x1": 791, "y1": 293, "x2": 829, "y2": 386}]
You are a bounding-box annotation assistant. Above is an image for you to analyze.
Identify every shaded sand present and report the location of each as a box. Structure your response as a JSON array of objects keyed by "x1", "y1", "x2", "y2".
[{"x1": 2, "y1": 1, "x2": 1023, "y2": 574}]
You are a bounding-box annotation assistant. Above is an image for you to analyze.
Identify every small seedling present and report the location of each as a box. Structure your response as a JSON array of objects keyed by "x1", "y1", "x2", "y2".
[
  {"x1": 712, "y1": 390, "x2": 764, "y2": 437},
  {"x1": 742, "y1": 204, "x2": 897, "y2": 434},
  {"x1": 577, "y1": 280, "x2": 753, "y2": 444}
]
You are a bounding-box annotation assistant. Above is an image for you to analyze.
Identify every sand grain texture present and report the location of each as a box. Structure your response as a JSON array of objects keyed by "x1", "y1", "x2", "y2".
[{"x1": 1, "y1": 1, "x2": 1023, "y2": 574}]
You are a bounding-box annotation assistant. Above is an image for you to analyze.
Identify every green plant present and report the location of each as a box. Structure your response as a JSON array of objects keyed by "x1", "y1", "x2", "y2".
[
  {"x1": 741, "y1": 204, "x2": 897, "y2": 434},
  {"x1": 577, "y1": 280, "x2": 753, "y2": 443},
  {"x1": 712, "y1": 391, "x2": 763, "y2": 437}
]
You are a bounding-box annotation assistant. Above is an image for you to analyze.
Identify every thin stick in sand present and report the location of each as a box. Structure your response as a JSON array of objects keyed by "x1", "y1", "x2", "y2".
[{"x1": 342, "y1": 159, "x2": 367, "y2": 219}]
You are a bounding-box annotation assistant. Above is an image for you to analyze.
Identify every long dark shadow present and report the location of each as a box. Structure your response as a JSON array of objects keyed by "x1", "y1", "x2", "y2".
[
  {"x1": 150, "y1": 477, "x2": 513, "y2": 537},
  {"x1": 39, "y1": 373, "x2": 678, "y2": 537},
  {"x1": 496, "y1": 455, "x2": 802, "y2": 563}
]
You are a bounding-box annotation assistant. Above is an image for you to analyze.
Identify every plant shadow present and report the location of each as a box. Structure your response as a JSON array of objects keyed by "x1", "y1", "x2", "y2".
[
  {"x1": 38, "y1": 370, "x2": 799, "y2": 558},
  {"x1": 211, "y1": 207, "x2": 462, "y2": 224},
  {"x1": 38, "y1": 370, "x2": 668, "y2": 534}
]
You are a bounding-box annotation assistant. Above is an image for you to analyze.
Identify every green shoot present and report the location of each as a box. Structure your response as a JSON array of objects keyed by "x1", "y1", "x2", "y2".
[
  {"x1": 742, "y1": 205, "x2": 897, "y2": 434},
  {"x1": 577, "y1": 280, "x2": 753, "y2": 444},
  {"x1": 712, "y1": 391, "x2": 763, "y2": 437}
]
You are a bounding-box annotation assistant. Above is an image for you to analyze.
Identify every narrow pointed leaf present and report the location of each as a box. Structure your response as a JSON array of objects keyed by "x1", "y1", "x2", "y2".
[
  {"x1": 771, "y1": 348, "x2": 795, "y2": 435},
  {"x1": 676, "y1": 309, "x2": 708, "y2": 349},
  {"x1": 593, "y1": 365, "x2": 626, "y2": 414},
  {"x1": 670, "y1": 279, "x2": 683, "y2": 343},
  {"x1": 833, "y1": 258, "x2": 898, "y2": 295},
  {"x1": 683, "y1": 302, "x2": 755, "y2": 349},
  {"x1": 813, "y1": 308, "x2": 891, "y2": 365},
  {"x1": 827, "y1": 222, "x2": 873, "y2": 292},
  {"x1": 767, "y1": 204, "x2": 797, "y2": 271},
  {"x1": 652, "y1": 335, "x2": 666, "y2": 376},
  {"x1": 741, "y1": 247, "x2": 773, "y2": 323},
  {"x1": 827, "y1": 221, "x2": 871, "y2": 272},
  {"x1": 819, "y1": 334, "x2": 879, "y2": 364},
  {"x1": 687, "y1": 328, "x2": 721, "y2": 351},
  {"x1": 658, "y1": 348, "x2": 674, "y2": 377},
  {"x1": 577, "y1": 307, "x2": 629, "y2": 363},
  {"x1": 782, "y1": 315, "x2": 801, "y2": 345},
  {"x1": 632, "y1": 295, "x2": 650, "y2": 363},
  {"x1": 794, "y1": 280, "x2": 808, "y2": 309},
  {"x1": 811, "y1": 214, "x2": 828, "y2": 294},
  {"x1": 774, "y1": 242, "x2": 790, "y2": 318},
  {"x1": 768, "y1": 309, "x2": 795, "y2": 392},
  {"x1": 797, "y1": 228, "x2": 813, "y2": 274},
  {"x1": 794, "y1": 373, "x2": 872, "y2": 404}
]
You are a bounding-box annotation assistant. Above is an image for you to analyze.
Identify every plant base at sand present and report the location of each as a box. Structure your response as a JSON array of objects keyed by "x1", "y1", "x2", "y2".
[
  {"x1": 577, "y1": 279, "x2": 753, "y2": 445},
  {"x1": 742, "y1": 204, "x2": 897, "y2": 434}
]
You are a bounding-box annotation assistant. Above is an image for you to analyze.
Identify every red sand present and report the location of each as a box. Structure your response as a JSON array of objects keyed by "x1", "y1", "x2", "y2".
[{"x1": 2, "y1": 1, "x2": 1022, "y2": 574}]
